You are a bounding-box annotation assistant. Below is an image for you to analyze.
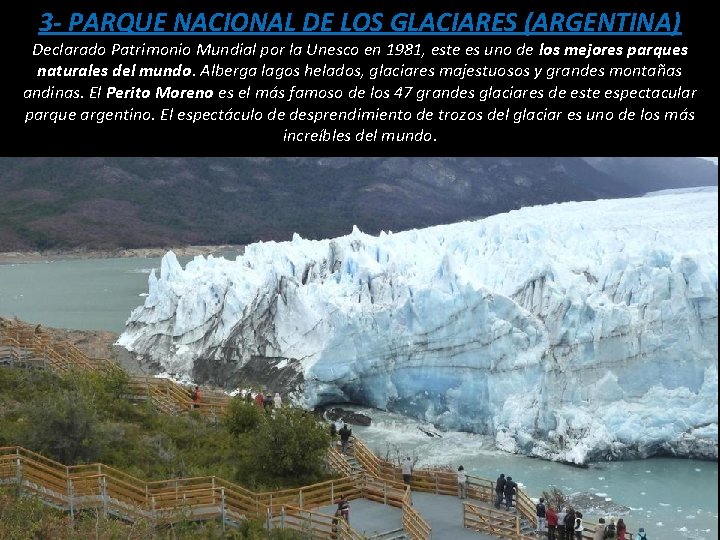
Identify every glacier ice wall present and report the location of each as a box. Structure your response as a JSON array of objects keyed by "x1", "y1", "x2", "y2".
[{"x1": 119, "y1": 188, "x2": 718, "y2": 464}]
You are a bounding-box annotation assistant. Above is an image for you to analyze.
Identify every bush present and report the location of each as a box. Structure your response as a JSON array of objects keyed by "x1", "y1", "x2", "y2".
[
  {"x1": 21, "y1": 389, "x2": 102, "y2": 464},
  {"x1": 237, "y1": 407, "x2": 331, "y2": 487},
  {"x1": 225, "y1": 398, "x2": 264, "y2": 436}
]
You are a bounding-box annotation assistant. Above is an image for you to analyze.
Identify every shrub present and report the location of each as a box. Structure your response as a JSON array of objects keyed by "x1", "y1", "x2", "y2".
[
  {"x1": 21, "y1": 389, "x2": 102, "y2": 464},
  {"x1": 225, "y1": 398, "x2": 264, "y2": 436},
  {"x1": 238, "y1": 407, "x2": 331, "y2": 487}
]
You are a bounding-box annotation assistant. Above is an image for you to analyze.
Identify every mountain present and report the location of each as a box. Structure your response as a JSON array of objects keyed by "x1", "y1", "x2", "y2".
[
  {"x1": 0, "y1": 157, "x2": 716, "y2": 251},
  {"x1": 118, "y1": 188, "x2": 718, "y2": 464},
  {"x1": 583, "y1": 157, "x2": 717, "y2": 193}
]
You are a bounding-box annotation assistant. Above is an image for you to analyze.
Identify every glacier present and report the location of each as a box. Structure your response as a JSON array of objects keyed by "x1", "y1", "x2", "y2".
[{"x1": 118, "y1": 188, "x2": 718, "y2": 464}]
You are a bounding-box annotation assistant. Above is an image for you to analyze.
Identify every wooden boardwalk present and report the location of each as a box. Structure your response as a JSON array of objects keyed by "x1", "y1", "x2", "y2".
[{"x1": 0, "y1": 319, "x2": 633, "y2": 540}]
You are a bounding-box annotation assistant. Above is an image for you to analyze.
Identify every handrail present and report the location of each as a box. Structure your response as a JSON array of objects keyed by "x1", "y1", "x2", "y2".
[
  {"x1": 276, "y1": 504, "x2": 365, "y2": 540},
  {"x1": 402, "y1": 483, "x2": 432, "y2": 540},
  {"x1": 0, "y1": 445, "x2": 360, "y2": 529}
]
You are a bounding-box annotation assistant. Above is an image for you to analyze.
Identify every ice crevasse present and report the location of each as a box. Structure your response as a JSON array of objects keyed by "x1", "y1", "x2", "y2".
[{"x1": 119, "y1": 188, "x2": 718, "y2": 464}]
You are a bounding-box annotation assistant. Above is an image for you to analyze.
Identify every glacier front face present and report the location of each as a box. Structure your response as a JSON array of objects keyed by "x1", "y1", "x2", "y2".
[{"x1": 119, "y1": 189, "x2": 718, "y2": 464}]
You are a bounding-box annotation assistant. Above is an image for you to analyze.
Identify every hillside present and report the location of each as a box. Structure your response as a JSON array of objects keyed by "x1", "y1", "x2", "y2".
[{"x1": 0, "y1": 157, "x2": 716, "y2": 250}]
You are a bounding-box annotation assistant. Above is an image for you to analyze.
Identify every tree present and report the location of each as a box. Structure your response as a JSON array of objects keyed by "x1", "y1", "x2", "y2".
[
  {"x1": 225, "y1": 397, "x2": 264, "y2": 436},
  {"x1": 542, "y1": 486, "x2": 569, "y2": 511},
  {"x1": 239, "y1": 407, "x2": 331, "y2": 486},
  {"x1": 22, "y1": 390, "x2": 101, "y2": 464}
]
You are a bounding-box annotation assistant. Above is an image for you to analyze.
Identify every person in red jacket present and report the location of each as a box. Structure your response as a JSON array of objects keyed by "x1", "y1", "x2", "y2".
[
  {"x1": 191, "y1": 385, "x2": 201, "y2": 409},
  {"x1": 546, "y1": 506, "x2": 559, "y2": 540},
  {"x1": 254, "y1": 391, "x2": 265, "y2": 408},
  {"x1": 616, "y1": 518, "x2": 627, "y2": 540}
]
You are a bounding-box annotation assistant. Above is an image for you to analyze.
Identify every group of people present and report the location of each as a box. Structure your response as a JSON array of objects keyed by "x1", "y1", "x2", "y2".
[
  {"x1": 537, "y1": 502, "x2": 583, "y2": 540},
  {"x1": 243, "y1": 389, "x2": 282, "y2": 412},
  {"x1": 494, "y1": 473, "x2": 519, "y2": 511},
  {"x1": 534, "y1": 501, "x2": 646, "y2": 540},
  {"x1": 329, "y1": 422, "x2": 354, "y2": 454},
  {"x1": 590, "y1": 517, "x2": 632, "y2": 540}
]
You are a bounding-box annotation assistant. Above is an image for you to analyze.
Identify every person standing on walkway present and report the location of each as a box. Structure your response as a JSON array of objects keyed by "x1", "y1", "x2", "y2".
[
  {"x1": 564, "y1": 508, "x2": 575, "y2": 540},
  {"x1": 338, "y1": 423, "x2": 352, "y2": 454},
  {"x1": 573, "y1": 511, "x2": 584, "y2": 540},
  {"x1": 263, "y1": 392, "x2": 273, "y2": 413},
  {"x1": 556, "y1": 507, "x2": 567, "y2": 540},
  {"x1": 401, "y1": 456, "x2": 413, "y2": 486},
  {"x1": 494, "y1": 473, "x2": 506, "y2": 508},
  {"x1": 536, "y1": 497, "x2": 547, "y2": 534},
  {"x1": 593, "y1": 517, "x2": 606, "y2": 540},
  {"x1": 546, "y1": 505, "x2": 558, "y2": 540},
  {"x1": 504, "y1": 476, "x2": 517, "y2": 511},
  {"x1": 616, "y1": 518, "x2": 627, "y2": 540},
  {"x1": 254, "y1": 390, "x2": 264, "y2": 408},
  {"x1": 457, "y1": 465, "x2": 468, "y2": 499},
  {"x1": 336, "y1": 494, "x2": 350, "y2": 522},
  {"x1": 273, "y1": 392, "x2": 282, "y2": 409},
  {"x1": 191, "y1": 385, "x2": 201, "y2": 409}
]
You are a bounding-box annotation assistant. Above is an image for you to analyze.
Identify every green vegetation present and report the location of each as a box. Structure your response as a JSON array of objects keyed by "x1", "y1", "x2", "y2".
[
  {"x1": 0, "y1": 367, "x2": 331, "y2": 489},
  {"x1": 0, "y1": 367, "x2": 334, "y2": 536}
]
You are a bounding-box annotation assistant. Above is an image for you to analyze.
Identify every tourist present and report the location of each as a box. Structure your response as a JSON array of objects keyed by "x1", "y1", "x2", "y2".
[
  {"x1": 273, "y1": 392, "x2": 282, "y2": 409},
  {"x1": 546, "y1": 505, "x2": 558, "y2": 540},
  {"x1": 254, "y1": 390, "x2": 264, "y2": 408},
  {"x1": 504, "y1": 476, "x2": 517, "y2": 511},
  {"x1": 457, "y1": 465, "x2": 468, "y2": 499},
  {"x1": 191, "y1": 385, "x2": 201, "y2": 409},
  {"x1": 604, "y1": 518, "x2": 617, "y2": 539},
  {"x1": 536, "y1": 496, "x2": 547, "y2": 534},
  {"x1": 263, "y1": 392, "x2": 273, "y2": 413},
  {"x1": 556, "y1": 507, "x2": 567, "y2": 540},
  {"x1": 494, "y1": 473, "x2": 506, "y2": 508},
  {"x1": 573, "y1": 511, "x2": 584, "y2": 540},
  {"x1": 336, "y1": 494, "x2": 350, "y2": 522},
  {"x1": 616, "y1": 518, "x2": 627, "y2": 540},
  {"x1": 401, "y1": 456, "x2": 413, "y2": 486},
  {"x1": 563, "y1": 508, "x2": 575, "y2": 540},
  {"x1": 338, "y1": 423, "x2": 352, "y2": 454},
  {"x1": 593, "y1": 517, "x2": 606, "y2": 540},
  {"x1": 635, "y1": 527, "x2": 647, "y2": 539}
]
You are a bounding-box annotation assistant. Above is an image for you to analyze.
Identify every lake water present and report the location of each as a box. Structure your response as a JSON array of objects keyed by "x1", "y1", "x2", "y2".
[{"x1": 0, "y1": 256, "x2": 717, "y2": 539}]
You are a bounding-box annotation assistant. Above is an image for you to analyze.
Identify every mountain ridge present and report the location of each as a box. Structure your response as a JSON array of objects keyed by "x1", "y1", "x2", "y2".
[{"x1": 0, "y1": 157, "x2": 715, "y2": 250}]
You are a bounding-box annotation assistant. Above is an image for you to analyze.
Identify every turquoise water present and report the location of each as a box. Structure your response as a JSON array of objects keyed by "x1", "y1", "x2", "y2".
[
  {"x1": 0, "y1": 257, "x2": 717, "y2": 539},
  {"x1": 352, "y1": 408, "x2": 718, "y2": 540},
  {"x1": 0, "y1": 257, "x2": 161, "y2": 332}
]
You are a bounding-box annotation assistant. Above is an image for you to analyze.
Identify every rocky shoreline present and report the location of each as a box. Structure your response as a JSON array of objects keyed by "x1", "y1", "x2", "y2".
[{"x1": 0, "y1": 244, "x2": 243, "y2": 264}]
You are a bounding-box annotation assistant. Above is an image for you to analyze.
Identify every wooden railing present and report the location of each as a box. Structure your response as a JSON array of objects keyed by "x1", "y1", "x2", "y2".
[
  {"x1": 402, "y1": 483, "x2": 432, "y2": 540},
  {"x1": 0, "y1": 321, "x2": 230, "y2": 417},
  {"x1": 0, "y1": 323, "x2": 121, "y2": 376},
  {"x1": 513, "y1": 485, "x2": 537, "y2": 527},
  {"x1": 463, "y1": 502, "x2": 532, "y2": 539},
  {"x1": 271, "y1": 505, "x2": 365, "y2": 539},
  {"x1": 0, "y1": 445, "x2": 372, "y2": 531},
  {"x1": 327, "y1": 447, "x2": 354, "y2": 476}
]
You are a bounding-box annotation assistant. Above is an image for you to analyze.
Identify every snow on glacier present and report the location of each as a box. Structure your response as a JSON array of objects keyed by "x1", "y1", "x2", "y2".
[{"x1": 119, "y1": 188, "x2": 718, "y2": 464}]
